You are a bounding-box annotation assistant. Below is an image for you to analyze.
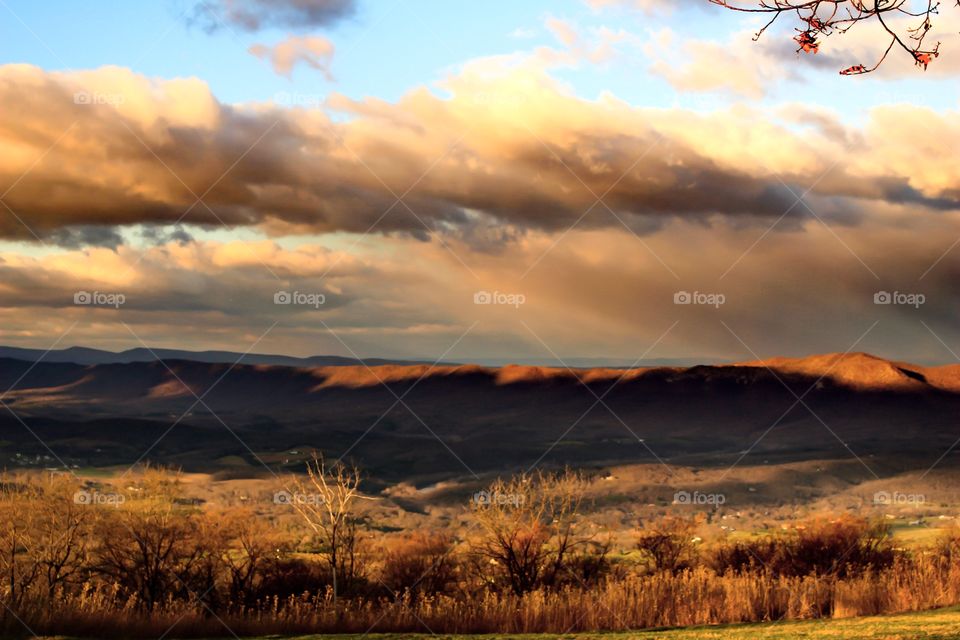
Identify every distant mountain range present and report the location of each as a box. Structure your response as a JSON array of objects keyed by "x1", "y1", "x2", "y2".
[
  {"x1": 0, "y1": 345, "x2": 434, "y2": 368},
  {"x1": 1, "y1": 351, "x2": 958, "y2": 483},
  {"x1": 0, "y1": 346, "x2": 706, "y2": 369}
]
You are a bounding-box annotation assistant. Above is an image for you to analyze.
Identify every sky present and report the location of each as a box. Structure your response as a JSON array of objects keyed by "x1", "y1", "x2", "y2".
[{"x1": 1, "y1": 0, "x2": 959, "y2": 365}]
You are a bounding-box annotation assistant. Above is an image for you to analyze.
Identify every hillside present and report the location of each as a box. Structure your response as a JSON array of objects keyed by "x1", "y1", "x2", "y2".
[{"x1": 1, "y1": 352, "x2": 959, "y2": 480}]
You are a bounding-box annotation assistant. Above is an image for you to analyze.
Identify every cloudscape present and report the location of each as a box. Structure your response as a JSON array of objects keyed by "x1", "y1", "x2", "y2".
[{"x1": 1, "y1": 0, "x2": 958, "y2": 365}]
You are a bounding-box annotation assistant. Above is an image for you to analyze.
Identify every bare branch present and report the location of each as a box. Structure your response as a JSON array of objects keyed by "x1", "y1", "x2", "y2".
[{"x1": 710, "y1": 0, "x2": 954, "y2": 74}]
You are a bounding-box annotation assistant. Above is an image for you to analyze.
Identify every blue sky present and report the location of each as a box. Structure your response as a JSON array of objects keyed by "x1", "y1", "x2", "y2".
[{"x1": 2, "y1": 1, "x2": 955, "y2": 116}]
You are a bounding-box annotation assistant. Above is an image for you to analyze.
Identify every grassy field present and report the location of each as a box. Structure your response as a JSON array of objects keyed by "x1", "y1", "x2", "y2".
[{"x1": 246, "y1": 606, "x2": 960, "y2": 640}]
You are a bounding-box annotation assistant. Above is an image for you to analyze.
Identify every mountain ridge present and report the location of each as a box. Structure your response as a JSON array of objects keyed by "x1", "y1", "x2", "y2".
[{"x1": 2, "y1": 350, "x2": 958, "y2": 479}]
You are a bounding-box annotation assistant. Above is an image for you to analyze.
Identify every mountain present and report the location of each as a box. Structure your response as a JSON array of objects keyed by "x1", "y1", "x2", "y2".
[
  {"x1": 0, "y1": 345, "x2": 440, "y2": 368},
  {"x1": 0, "y1": 345, "x2": 707, "y2": 369},
  {"x1": 1, "y1": 352, "x2": 958, "y2": 482},
  {"x1": 738, "y1": 352, "x2": 960, "y2": 393}
]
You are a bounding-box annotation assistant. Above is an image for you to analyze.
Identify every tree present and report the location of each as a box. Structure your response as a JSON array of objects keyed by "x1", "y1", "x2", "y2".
[
  {"x1": 635, "y1": 515, "x2": 702, "y2": 573},
  {"x1": 0, "y1": 478, "x2": 43, "y2": 606},
  {"x1": 92, "y1": 468, "x2": 224, "y2": 612},
  {"x1": 287, "y1": 456, "x2": 373, "y2": 602},
  {"x1": 93, "y1": 504, "x2": 218, "y2": 611},
  {"x1": 0, "y1": 474, "x2": 93, "y2": 605},
  {"x1": 711, "y1": 0, "x2": 958, "y2": 74},
  {"x1": 217, "y1": 509, "x2": 289, "y2": 607},
  {"x1": 470, "y1": 470, "x2": 592, "y2": 595},
  {"x1": 30, "y1": 475, "x2": 93, "y2": 598}
]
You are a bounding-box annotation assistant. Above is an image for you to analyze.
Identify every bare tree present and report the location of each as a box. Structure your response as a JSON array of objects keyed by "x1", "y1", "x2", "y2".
[
  {"x1": 470, "y1": 470, "x2": 592, "y2": 595},
  {"x1": 0, "y1": 478, "x2": 41, "y2": 606},
  {"x1": 0, "y1": 474, "x2": 93, "y2": 605},
  {"x1": 711, "y1": 0, "x2": 957, "y2": 74},
  {"x1": 288, "y1": 456, "x2": 374, "y2": 602},
  {"x1": 93, "y1": 505, "x2": 214, "y2": 611},
  {"x1": 635, "y1": 515, "x2": 702, "y2": 573},
  {"x1": 32, "y1": 476, "x2": 93, "y2": 598},
  {"x1": 217, "y1": 509, "x2": 289, "y2": 607}
]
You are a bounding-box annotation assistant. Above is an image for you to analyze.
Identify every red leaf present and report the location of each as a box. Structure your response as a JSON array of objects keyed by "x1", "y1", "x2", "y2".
[
  {"x1": 794, "y1": 31, "x2": 819, "y2": 54},
  {"x1": 914, "y1": 51, "x2": 937, "y2": 69},
  {"x1": 840, "y1": 64, "x2": 867, "y2": 76}
]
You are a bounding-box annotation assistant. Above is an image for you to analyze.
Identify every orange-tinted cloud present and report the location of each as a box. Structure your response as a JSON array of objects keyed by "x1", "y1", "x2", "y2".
[
  {"x1": 250, "y1": 36, "x2": 336, "y2": 79},
  {"x1": 2, "y1": 63, "x2": 958, "y2": 248}
]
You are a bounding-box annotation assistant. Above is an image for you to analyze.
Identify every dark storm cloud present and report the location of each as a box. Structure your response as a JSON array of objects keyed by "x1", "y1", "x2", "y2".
[{"x1": 192, "y1": 0, "x2": 356, "y2": 32}]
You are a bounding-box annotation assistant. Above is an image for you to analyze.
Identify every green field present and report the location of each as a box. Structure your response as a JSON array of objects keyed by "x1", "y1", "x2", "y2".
[{"x1": 243, "y1": 606, "x2": 960, "y2": 640}]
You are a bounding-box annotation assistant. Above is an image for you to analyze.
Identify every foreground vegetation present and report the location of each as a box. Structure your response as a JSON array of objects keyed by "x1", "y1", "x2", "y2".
[
  {"x1": 245, "y1": 606, "x2": 960, "y2": 639},
  {"x1": 3, "y1": 462, "x2": 960, "y2": 638}
]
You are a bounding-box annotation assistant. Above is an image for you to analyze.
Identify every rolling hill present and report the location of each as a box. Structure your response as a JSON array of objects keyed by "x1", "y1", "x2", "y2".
[{"x1": 1, "y1": 351, "x2": 958, "y2": 481}]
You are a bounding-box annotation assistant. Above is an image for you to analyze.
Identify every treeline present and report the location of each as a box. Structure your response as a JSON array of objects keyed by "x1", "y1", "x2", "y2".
[{"x1": 1, "y1": 463, "x2": 960, "y2": 638}]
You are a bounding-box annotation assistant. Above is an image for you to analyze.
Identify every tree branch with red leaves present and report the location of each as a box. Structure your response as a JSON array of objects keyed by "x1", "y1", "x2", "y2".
[{"x1": 709, "y1": 0, "x2": 958, "y2": 75}]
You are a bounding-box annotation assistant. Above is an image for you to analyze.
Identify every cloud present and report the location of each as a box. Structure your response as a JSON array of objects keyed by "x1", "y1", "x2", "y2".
[
  {"x1": 2, "y1": 212, "x2": 960, "y2": 364},
  {"x1": 193, "y1": 0, "x2": 355, "y2": 32},
  {"x1": 43, "y1": 225, "x2": 126, "y2": 250},
  {"x1": 542, "y1": 17, "x2": 637, "y2": 67},
  {"x1": 1, "y1": 63, "x2": 958, "y2": 250},
  {"x1": 646, "y1": 28, "x2": 781, "y2": 99},
  {"x1": 249, "y1": 35, "x2": 335, "y2": 79}
]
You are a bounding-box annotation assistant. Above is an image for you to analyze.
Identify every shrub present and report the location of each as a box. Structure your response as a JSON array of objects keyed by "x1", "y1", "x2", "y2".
[
  {"x1": 635, "y1": 515, "x2": 701, "y2": 573},
  {"x1": 380, "y1": 532, "x2": 457, "y2": 599}
]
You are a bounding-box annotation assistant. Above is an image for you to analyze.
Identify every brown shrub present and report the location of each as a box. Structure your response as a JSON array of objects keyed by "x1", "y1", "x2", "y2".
[
  {"x1": 709, "y1": 516, "x2": 895, "y2": 578},
  {"x1": 380, "y1": 532, "x2": 457, "y2": 599}
]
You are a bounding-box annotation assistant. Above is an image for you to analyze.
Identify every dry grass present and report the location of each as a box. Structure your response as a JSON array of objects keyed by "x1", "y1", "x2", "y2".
[{"x1": 6, "y1": 556, "x2": 960, "y2": 638}]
